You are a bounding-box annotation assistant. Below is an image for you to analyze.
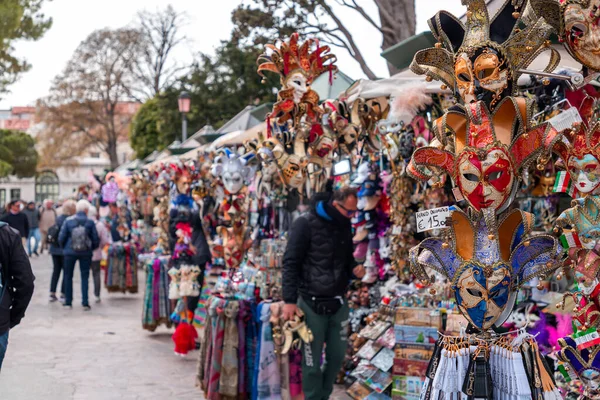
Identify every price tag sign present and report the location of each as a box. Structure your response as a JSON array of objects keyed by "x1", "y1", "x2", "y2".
[{"x1": 416, "y1": 206, "x2": 451, "y2": 233}]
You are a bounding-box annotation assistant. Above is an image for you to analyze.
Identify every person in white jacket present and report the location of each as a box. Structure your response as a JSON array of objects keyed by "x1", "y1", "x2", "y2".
[{"x1": 88, "y1": 206, "x2": 112, "y2": 303}]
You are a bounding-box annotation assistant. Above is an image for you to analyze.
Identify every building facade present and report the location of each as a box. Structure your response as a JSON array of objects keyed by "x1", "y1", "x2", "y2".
[{"x1": 0, "y1": 105, "x2": 138, "y2": 206}]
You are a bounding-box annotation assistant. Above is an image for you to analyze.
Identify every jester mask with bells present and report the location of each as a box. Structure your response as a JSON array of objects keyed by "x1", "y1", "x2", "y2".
[
  {"x1": 558, "y1": 336, "x2": 600, "y2": 395},
  {"x1": 211, "y1": 148, "x2": 255, "y2": 195},
  {"x1": 210, "y1": 226, "x2": 253, "y2": 270},
  {"x1": 410, "y1": 208, "x2": 560, "y2": 331},
  {"x1": 555, "y1": 106, "x2": 600, "y2": 250},
  {"x1": 408, "y1": 98, "x2": 561, "y2": 213},
  {"x1": 411, "y1": 0, "x2": 559, "y2": 110},
  {"x1": 531, "y1": 0, "x2": 600, "y2": 72},
  {"x1": 257, "y1": 33, "x2": 337, "y2": 126}
]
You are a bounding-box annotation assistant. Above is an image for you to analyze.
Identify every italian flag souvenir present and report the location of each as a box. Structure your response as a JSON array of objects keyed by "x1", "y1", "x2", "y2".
[
  {"x1": 560, "y1": 231, "x2": 583, "y2": 249},
  {"x1": 553, "y1": 171, "x2": 578, "y2": 198}
]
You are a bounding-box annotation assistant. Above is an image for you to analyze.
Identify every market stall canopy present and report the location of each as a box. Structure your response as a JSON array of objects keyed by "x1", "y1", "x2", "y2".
[
  {"x1": 208, "y1": 122, "x2": 267, "y2": 151},
  {"x1": 312, "y1": 70, "x2": 355, "y2": 100}
]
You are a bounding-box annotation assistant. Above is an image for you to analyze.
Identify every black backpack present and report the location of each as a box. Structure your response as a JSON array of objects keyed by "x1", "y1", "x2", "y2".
[
  {"x1": 71, "y1": 221, "x2": 91, "y2": 252},
  {"x1": 46, "y1": 224, "x2": 60, "y2": 245}
]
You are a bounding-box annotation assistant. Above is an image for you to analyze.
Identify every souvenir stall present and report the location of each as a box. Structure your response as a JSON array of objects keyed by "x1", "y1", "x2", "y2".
[{"x1": 120, "y1": 0, "x2": 600, "y2": 395}]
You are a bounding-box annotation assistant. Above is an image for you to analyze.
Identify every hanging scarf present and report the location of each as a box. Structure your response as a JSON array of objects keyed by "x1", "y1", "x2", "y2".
[
  {"x1": 206, "y1": 297, "x2": 226, "y2": 400},
  {"x1": 257, "y1": 303, "x2": 282, "y2": 400},
  {"x1": 219, "y1": 301, "x2": 240, "y2": 398}
]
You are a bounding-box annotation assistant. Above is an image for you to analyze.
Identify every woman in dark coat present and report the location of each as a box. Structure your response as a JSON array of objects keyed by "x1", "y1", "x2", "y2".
[{"x1": 49, "y1": 200, "x2": 76, "y2": 302}]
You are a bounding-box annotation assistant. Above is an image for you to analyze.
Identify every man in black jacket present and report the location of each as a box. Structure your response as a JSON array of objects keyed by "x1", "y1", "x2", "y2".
[
  {"x1": 0, "y1": 221, "x2": 35, "y2": 369},
  {"x1": 1, "y1": 201, "x2": 29, "y2": 246},
  {"x1": 282, "y1": 187, "x2": 365, "y2": 400}
]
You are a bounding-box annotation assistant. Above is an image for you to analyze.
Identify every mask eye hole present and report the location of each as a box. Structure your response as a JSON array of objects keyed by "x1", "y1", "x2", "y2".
[
  {"x1": 488, "y1": 171, "x2": 503, "y2": 181},
  {"x1": 458, "y1": 72, "x2": 471, "y2": 82},
  {"x1": 467, "y1": 288, "x2": 483, "y2": 297},
  {"x1": 463, "y1": 173, "x2": 479, "y2": 182},
  {"x1": 478, "y1": 68, "x2": 496, "y2": 80}
]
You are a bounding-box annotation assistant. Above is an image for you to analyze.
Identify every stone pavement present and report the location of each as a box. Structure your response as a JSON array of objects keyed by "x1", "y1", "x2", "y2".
[
  {"x1": 0, "y1": 254, "x2": 200, "y2": 400},
  {"x1": 0, "y1": 253, "x2": 352, "y2": 400}
]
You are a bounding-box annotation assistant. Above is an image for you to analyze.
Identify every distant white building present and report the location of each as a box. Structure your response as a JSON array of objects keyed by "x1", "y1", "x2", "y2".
[{"x1": 0, "y1": 105, "x2": 137, "y2": 206}]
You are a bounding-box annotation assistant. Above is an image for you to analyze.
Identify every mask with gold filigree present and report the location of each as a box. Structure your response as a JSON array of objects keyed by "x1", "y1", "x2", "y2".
[
  {"x1": 211, "y1": 226, "x2": 253, "y2": 270},
  {"x1": 532, "y1": 0, "x2": 600, "y2": 72},
  {"x1": 412, "y1": 0, "x2": 559, "y2": 109},
  {"x1": 408, "y1": 98, "x2": 561, "y2": 213},
  {"x1": 257, "y1": 33, "x2": 337, "y2": 126},
  {"x1": 410, "y1": 208, "x2": 561, "y2": 331},
  {"x1": 262, "y1": 137, "x2": 308, "y2": 190}
]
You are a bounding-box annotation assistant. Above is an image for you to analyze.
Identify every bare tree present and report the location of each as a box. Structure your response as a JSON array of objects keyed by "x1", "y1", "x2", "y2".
[
  {"x1": 233, "y1": 0, "x2": 416, "y2": 78},
  {"x1": 131, "y1": 5, "x2": 187, "y2": 100},
  {"x1": 37, "y1": 28, "x2": 142, "y2": 169}
]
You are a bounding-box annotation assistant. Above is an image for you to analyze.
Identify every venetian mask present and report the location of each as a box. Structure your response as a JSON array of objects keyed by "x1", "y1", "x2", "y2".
[
  {"x1": 559, "y1": 336, "x2": 600, "y2": 392},
  {"x1": 457, "y1": 147, "x2": 515, "y2": 211},
  {"x1": 454, "y1": 48, "x2": 510, "y2": 107},
  {"x1": 531, "y1": 175, "x2": 556, "y2": 197},
  {"x1": 455, "y1": 263, "x2": 511, "y2": 330},
  {"x1": 398, "y1": 128, "x2": 416, "y2": 161},
  {"x1": 285, "y1": 71, "x2": 309, "y2": 104},
  {"x1": 410, "y1": 209, "x2": 561, "y2": 331},
  {"x1": 212, "y1": 227, "x2": 252, "y2": 270},
  {"x1": 212, "y1": 150, "x2": 254, "y2": 194},
  {"x1": 280, "y1": 154, "x2": 307, "y2": 189},
  {"x1": 176, "y1": 176, "x2": 191, "y2": 195},
  {"x1": 258, "y1": 148, "x2": 278, "y2": 182},
  {"x1": 564, "y1": 1, "x2": 600, "y2": 71},
  {"x1": 569, "y1": 154, "x2": 600, "y2": 194}
]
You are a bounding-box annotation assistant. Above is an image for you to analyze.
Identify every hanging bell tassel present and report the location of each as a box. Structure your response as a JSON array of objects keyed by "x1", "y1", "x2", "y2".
[{"x1": 462, "y1": 345, "x2": 492, "y2": 399}]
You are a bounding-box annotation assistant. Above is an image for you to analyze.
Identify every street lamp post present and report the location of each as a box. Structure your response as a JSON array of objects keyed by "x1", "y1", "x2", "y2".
[{"x1": 178, "y1": 91, "x2": 191, "y2": 143}]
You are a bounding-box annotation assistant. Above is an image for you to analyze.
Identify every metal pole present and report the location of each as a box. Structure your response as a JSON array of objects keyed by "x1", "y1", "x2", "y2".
[{"x1": 182, "y1": 112, "x2": 188, "y2": 142}]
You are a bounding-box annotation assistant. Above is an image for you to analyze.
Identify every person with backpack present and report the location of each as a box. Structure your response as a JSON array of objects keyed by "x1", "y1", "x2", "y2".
[
  {"x1": 48, "y1": 200, "x2": 75, "y2": 303},
  {"x1": 0, "y1": 220, "x2": 35, "y2": 369},
  {"x1": 58, "y1": 200, "x2": 99, "y2": 311},
  {"x1": 88, "y1": 206, "x2": 111, "y2": 304},
  {"x1": 39, "y1": 199, "x2": 57, "y2": 254}
]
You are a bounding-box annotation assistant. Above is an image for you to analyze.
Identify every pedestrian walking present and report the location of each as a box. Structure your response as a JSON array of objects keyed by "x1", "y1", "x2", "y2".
[
  {"x1": 58, "y1": 200, "x2": 99, "y2": 310},
  {"x1": 39, "y1": 199, "x2": 57, "y2": 254},
  {"x1": 88, "y1": 206, "x2": 111, "y2": 304},
  {"x1": 1, "y1": 201, "x2": 29, "y2": 248},
  {"x1": 23, "y1": 202, "x2": 41, "y2": 257},
  {"x1": 282, "y1": 187, "x2": 365, "y2": 400},
  {"x1": 48, "y1": 200, "x2": 75, "y2": 303},
  {"x1": 0, "y1": 220, "x2": 35, "y2": 370}
]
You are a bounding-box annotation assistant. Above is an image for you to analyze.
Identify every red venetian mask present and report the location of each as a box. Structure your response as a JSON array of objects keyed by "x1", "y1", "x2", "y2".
[{"x1": 457, "y1": 147, "x2": 515, "y2": 211}]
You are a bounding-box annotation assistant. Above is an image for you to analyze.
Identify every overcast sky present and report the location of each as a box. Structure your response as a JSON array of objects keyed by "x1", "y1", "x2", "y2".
[{"x1": 0, "y1": 0, "x2": 465, "y2": 109}]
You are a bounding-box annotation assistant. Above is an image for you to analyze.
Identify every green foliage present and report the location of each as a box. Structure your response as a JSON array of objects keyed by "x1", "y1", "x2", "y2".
[
  {"x1": 0, "y1": 0, "x2": 52, "y2": 95},
  {"x1": 130, "y1": 38, "x2": 279, "y2": 159},
  {"x1": 0, "y1": 129, "x2": 38, "y2": 177},
  {"x1": 130, "y1": 96, "x2": 179, "y2": 159}
]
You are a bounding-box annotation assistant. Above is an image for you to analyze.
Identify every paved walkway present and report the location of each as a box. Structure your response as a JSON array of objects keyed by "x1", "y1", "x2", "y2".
[{"x1": 0, "y1": 254, "x2": 200, "y2": 399}]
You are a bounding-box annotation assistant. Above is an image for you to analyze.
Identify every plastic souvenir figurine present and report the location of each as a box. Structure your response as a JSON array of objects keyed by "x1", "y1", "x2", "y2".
[{"x1": 411, "y1": 0, "x2": 558, "y2": 109}]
